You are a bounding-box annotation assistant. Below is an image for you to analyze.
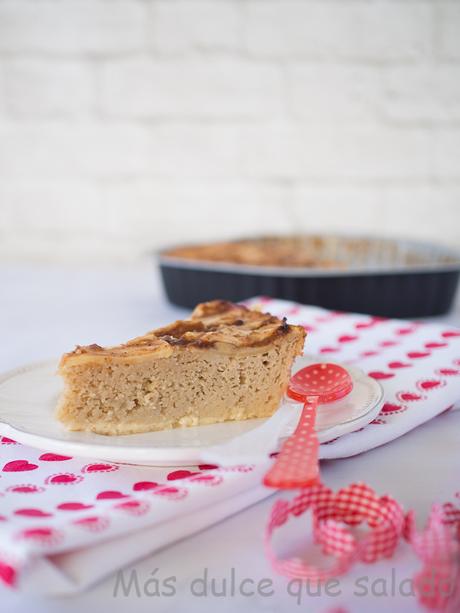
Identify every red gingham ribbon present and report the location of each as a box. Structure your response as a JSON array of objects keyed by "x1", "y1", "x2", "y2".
[
  {"x1": 406, "y1": 503, "x2": 460, "y2": 611},
  {"x1": 266, "y1": 483, "x2": 460, "y2": 610},
  {"x1": 265, "y1": 482, "x2": 405, "y2": 582}
]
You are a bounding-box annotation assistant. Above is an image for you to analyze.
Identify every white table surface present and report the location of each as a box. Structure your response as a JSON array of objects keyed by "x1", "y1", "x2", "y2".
[{"x1": 1, "y1": 263, "x2": 459, "y2": 613}]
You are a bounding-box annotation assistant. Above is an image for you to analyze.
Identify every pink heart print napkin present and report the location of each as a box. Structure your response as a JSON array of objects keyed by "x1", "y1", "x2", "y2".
[
  {"x1": 1, "y1": 297, "x2": 460, "y2": 595},
  {"x1": 244, "y1": 298, "x2": 460, "y2": 460}
]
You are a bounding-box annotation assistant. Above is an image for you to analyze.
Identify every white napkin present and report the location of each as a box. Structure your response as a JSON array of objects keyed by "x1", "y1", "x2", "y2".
[
  {"x1": 1, "y1": 297, "x2": 459, "y2": 594},
  {"x1": 244, "y1": 299, "x2": 460, "y2": 460}
]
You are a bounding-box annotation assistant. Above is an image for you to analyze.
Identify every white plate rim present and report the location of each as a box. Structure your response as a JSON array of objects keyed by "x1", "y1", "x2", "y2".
[{"x1": 0, "y1": 358, "x2": 384, "y2": 466}]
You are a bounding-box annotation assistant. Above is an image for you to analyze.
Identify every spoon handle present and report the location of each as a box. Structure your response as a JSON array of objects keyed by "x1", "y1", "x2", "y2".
[{"x1": 263, "y1": 396, "x2": 320, "y2": 490}]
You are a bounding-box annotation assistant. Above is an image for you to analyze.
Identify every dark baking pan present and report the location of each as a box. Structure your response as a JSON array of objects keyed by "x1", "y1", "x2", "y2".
[{"x1": 158, "y1": 235, "x2": 460, "y2": 318}]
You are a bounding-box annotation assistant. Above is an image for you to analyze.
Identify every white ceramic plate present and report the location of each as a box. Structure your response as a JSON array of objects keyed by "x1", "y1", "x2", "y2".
[{"x1": 0, "y1": 356, "x2": 384, "y2": 466}]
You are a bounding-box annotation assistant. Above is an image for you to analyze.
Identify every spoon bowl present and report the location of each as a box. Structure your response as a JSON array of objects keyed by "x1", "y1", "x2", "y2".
[{"x1": 288, "y1": 362, "x2": 353, "y2": 404}]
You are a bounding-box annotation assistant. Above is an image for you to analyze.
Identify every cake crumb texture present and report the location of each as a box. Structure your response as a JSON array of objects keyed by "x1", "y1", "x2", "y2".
[{"x1": 57, "y1": 300, "x2": 306, "y2": 435}]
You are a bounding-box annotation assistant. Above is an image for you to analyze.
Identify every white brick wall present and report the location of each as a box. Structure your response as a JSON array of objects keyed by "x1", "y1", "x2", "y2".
[
  {"x1": 0, "y1": 0, "x2": 459, "y2": 263},
  {"x1": 0, "y1": 1, "x2": 148, "y2": 54},
  {"x1": 3, "y1": 60, "x2": 93, "y2": 119},
  {"x1": 154, "y1": 1, "x2": 241, "y2": 54},
  {"x1": 99, "y1": 58, "x2": 285, "y2": 118},
  {"x1": 245, "y1": 1, "x2": 433, "y2": 61}
]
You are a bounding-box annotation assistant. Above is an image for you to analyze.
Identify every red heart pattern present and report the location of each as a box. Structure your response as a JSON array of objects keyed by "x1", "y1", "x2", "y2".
[
  {"x1": 320, "y1": 347, "x2": 339, "y2": 354},
  {"x1": 388, "y1": 361, "x2": 412, "y2": 369},
  {"x1": 81, "y1": 463, "x2": 118, "y2": 474},
  {"x1": 407, "y1": 351, "x2": 431, "y2": 359},
  {"x1": 425, "y1": 342, "x2": 448, "y2": 349},
  {"x1": 0, "y1": 562, "x2": 16, "y2": 587},
  {"x1": 380, "y1": 340, "x2": 398, "y2": 347},
  {"x1": 73, "y1": 516, "x2": 110, "y2": 532},
  {"x1": 417, "y1": 380, "x2": 445, "y2": 392},
  {"x1": 57, "y1": 502, "x2": 94, "y2": 511},
  {"x1": 442, "y1": 330, "x2": 460, "y2": 338},
  {"x1": 133, "y1": 481, "x2": 158, "y2": 491},
  {"x1": 355, "y1": 320, "x2": 374, "y2": 329},
  {"x1": 45, "y1": 473, "x2": 83, "y2": 485},
  {"x1": 18, "y1": 527, "x2": 62, "y2": 545},
  {"x1": 188, "y1": 474, "x2": 223, "y2": 486},
  {"x1": 113, "y1": 500, "x2": 150, "y2": 516},
  {"x1": 96, "y1": 490, "x2": 128, "y2": 500},
  {"x1": 0, "y1": 437, "x2": 17, "y2": 445},
  {"x1": 436, "y1": 368, "x2": 460, "y2": 376},
  {"x1": 396, "y1": 327, "x2": 416, "y2": 335},
  {"x1": 3, "y1": 460, "x2": 38, "y2": 472},
  {"x1": 6, "y1": 484, "x2": 44, "y2": 494},
  {"x1": 338, "y1": 335, "x2": 358, "y2": 343},
  {"x1": 14, "y1": 508, "x2": 53, "y2": 518},
  {"x1": 380, "y1": 403, "x2": 407, "y2": 416},
  {"x1": 167, "y1": 470, "x2": 198, "y2": 481},
  {"x1": 397, "y1": 391, "x2": 425, "y2": 402},
  {"x1": 39, "y1": 453, "x2": 72, "y2": 462},
  {"x1": 153, "y1": 486, "x2": 188, "y2": 501},
  {"x1": 368, "y1": 371, "x2": 395, "y2": 380}
]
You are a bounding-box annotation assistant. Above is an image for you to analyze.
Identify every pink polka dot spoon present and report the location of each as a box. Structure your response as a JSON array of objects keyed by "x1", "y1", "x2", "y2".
[{"x1": 263, "y1": 362, "x2": 353, "y2": 489}]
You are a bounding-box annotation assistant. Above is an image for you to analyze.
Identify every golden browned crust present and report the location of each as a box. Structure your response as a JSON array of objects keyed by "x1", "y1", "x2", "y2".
[
  {"x1": 59, "y1": 300, "x2": 306, "y2": 368},
  {"x1": 164, "y1": 236, "x2": 343, "y2": 268}
]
